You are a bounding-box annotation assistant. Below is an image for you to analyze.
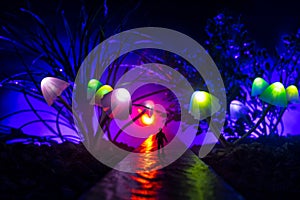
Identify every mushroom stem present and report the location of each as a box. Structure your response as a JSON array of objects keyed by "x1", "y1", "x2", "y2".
[
  {"x1": 207, "y1": 117, "x2": 230, "y2": 148},
  {"x1": 270, "y1": 107, "x2": 286, "y2": 136},
  {"x1": 93, "y1": 112, "x2": 109, "y2": 146},
  {"x1": 58, "y1": 96, "x2": 72, "y2": 112},
  {"x1": 211, "y1": 125, "x2": 230, "y2": 148},
  {"x1": 233, "y1": 104, "x2": 272, "y2": 145},
  {"x1": 58, "y1": 96, "x2": 89, "y2": 146}
]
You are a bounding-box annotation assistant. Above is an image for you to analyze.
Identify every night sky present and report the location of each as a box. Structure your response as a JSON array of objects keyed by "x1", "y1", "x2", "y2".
[
  {"x1": 130, "y1": 0, "x2": 300, "y2": 51},
  {"x1": 1, "y1": 0, "x2": 300, "y2": 51}
]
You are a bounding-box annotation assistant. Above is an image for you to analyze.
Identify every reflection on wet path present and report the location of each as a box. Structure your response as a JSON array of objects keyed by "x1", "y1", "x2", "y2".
[
  {"x1": 130, "y1": 135, "x2": 162, "y2": 200},
  {"x1": 80, "y1": 136, "x2": 244, "y2": 200},
  {"x1": 130, "y1": 169, "x2": 160, "y2": 200},
  {"x1": 135, "y1": 135, "x2": 157, "y2": 153}
]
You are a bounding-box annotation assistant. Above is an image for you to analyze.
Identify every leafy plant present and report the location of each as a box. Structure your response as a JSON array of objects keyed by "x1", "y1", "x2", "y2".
[
  {"x1": 0, "y1": 5, "x2": 299, "y2": 148},
  {"x1": 0, "y1": 1, "x2": 141, "y2": 144}
]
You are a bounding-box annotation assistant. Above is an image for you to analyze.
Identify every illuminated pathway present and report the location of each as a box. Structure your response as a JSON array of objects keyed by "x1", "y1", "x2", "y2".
[{"x1": 80, "y1": 135, "x2": 244, "y2": 200}]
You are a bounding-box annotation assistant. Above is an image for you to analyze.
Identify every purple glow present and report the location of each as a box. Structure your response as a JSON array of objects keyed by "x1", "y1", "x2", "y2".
[
  {"x1": 0, "y1": 90, "x2": 78, "y2": 140},
  {"x1": 282, "y1": 104, "x2": 300, "y2": 135},
  {"x1": 105, "y1": 84, "x2": 180, "y2": 148}
]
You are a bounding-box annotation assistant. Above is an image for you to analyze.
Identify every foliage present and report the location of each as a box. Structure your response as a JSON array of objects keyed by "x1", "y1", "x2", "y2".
[
  {"x1": 0, "y1": 3, "x2": 299, "y2": 146},
  {"x1": 0, "y1": 1, "x2": 141, "y2": 144},
  {"x1": 204, "y1": 13, "x2": 300, "y2": 140}
]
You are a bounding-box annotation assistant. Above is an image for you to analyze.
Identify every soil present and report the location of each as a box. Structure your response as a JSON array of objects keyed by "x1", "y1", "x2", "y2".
[
  {"x1": 0, "y1": 141, "x2": 111, "y2": 199},
  {"x1": 198, "y1": 135, "x2": 300, "y2": 200}
]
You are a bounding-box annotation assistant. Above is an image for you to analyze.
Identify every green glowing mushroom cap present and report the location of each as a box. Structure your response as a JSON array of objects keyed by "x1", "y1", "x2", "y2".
[
  {"x1": 189, "y1": 91, "x2": 221, "y2": 120},
  {"x1": 286, "y1": 85, "x2": 300, "y2": 104},
  {"x1": 96, "y1": 85, "x2": 113, "y2": 98},
  {"x1": 87, "y1": 79, "x2": 103, "y2": 99},
  {"x1": 259, "y1": 82, "x2": 287, "y2": 107},
  {"x1": 251, "y1": 77, "x2": 269, "y2": 96},
  {"x1": 93, "y1": 85, "x2": 113, "y2": 106}
]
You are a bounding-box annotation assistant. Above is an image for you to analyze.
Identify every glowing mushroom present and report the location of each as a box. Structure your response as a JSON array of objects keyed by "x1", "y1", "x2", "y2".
[
  {"x1": 140, "y1": 112, "x2": 155, "y2": 125},
  {"x1": 41, "y1": 77, "x2": 88, "y2": 143},
  {"x1": 138, "y1": 100, "x2": 155, "y2": 125},
  {"x1": 189, "y1": 91, "x2": 229, "y2": 147},
  {"x1": 230, "y1": 100, "x2": 249, "y2": 121},
  {"x1": 189, "y1": 91, "x2": 221, "y2": 120},
  {"x1": 286, "y1": 85, "x2": 299, "y2": 104},
  {"x1": 93, "y1": 84, "x2": 113, "y2": 107},
  {"x1": 94, "y1": 87, "x2": 132, "y2": 120},
  {"x1": 269, "y1": 85, "x2": 300, "y2": 135},
  {"x1": 251, "y1": 77, "x2": 269, "y2": 96},
  {"x1": 234, "y1": 82, "x2": 288, "y2": 144},
  {"x1": 41, "y1": 77, "x2": 70, "y2": 106},
  {"x1": 259, "y1": 82, "x2": 287, "y2": 108},
  {"x1": 110, "y1": 88, "x2": 132, "y2": 120},
  {"x1": 87, "y1": 79, "x2": 103, "y2": 100},
  {"x1": 144, "y1": 100, "x2": 154, "y2": 118}
]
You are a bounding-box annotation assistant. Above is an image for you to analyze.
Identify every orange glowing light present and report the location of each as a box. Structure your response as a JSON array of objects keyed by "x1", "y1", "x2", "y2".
[{"x1": 141, "y1": 113, "x2": 155, "y2": 125}]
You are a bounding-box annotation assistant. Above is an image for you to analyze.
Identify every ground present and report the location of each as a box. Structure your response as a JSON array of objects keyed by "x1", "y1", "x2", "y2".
[
  {"x1": 0, "y1": 142, "x2": 111, "y2": 199},
  {"x1": 198, "y1": 135, "x2": 300, "y2": 199},
  {"x1": 1, "y1": 135, "x2": 300, "y2": 199}
]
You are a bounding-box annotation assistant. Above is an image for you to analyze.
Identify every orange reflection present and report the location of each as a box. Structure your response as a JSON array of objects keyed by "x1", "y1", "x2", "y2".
[
  {"x1": 130, "y1": 170, "x2": 160, "y2": 200},
  {"x1": 130, "y1": 135, "x2": 162, "y2": 200},
  {"x1": 138, "y1": 136, "x2": 155, "y2": 153}
]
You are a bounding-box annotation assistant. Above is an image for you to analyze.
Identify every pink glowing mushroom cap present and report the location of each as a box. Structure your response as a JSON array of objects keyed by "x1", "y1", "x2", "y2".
[{"x1": 41, "y1": 77, "x2": 70, "y2": 106}]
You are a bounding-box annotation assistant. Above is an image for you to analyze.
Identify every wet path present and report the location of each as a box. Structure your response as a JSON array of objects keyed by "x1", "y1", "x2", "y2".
[{"x1": 80, "y1": 136, "x2": 244, "y2": 200}]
